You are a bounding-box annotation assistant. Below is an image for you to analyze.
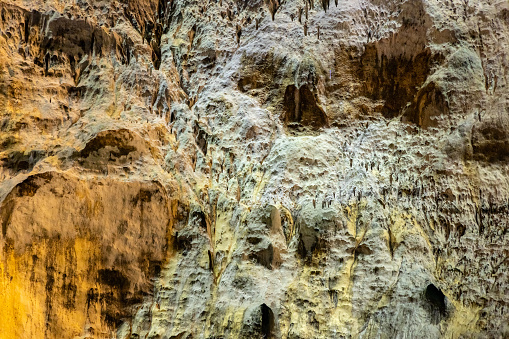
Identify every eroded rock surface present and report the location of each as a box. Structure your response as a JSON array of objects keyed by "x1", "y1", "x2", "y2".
[{"x1": 1, "y1": 0, "x2": 509, "y2": 338}]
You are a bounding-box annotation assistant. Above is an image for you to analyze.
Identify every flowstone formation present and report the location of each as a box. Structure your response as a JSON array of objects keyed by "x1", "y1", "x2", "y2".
[{"x1": 1, "y1": 0, "x2": 509, "y2": 338}]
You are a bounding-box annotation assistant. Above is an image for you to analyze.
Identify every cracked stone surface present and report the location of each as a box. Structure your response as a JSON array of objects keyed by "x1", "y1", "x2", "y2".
[{"x1": 1, "y1": 0, "x2": 509, "y2": 338}]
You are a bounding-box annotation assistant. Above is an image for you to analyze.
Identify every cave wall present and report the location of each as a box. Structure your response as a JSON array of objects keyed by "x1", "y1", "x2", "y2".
[{"x1": 1, "y1": 0, "x2": 509, "y2": 338}]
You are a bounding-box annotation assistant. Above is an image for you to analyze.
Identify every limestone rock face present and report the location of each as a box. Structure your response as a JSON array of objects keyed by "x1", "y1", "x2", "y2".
[{"x1": 1, "y1": 0, "x2": 509, "y2": 338}]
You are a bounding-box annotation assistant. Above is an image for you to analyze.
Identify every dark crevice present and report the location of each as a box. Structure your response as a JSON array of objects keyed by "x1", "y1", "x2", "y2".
[
  {"x1": 266, "y1": 0, "x2": 281, "y2": 21},
  {"x1": 321, "y1": 0, "x2": 330, "y2": 12},
  {"x1": 174, "y1": 231, "x2": 193, "y2": 254},
  {"x1": 44, "y1": 52, "x2": 50, "y2": 74},
  {"x1": 98, "y1": 269, "x2": 129, "y2": 290},
  {"x1": 196, "y1": 129, "x2": 208, "y2": 156},
  {"x1": 11, "y1": 172, "x2": 53, "y2": 198},
  {"x1": 0, "y1": 149, "x2": 45, "y2": 173},
  {"x1": 76, "y1": 129, "x2": 137, "y2": 159},
  {"x1": 249, "y1": 243, "x2": 274, "y2": 270},
  {"x1": 125, "y1": 0, "x2": 167, "y2": 69},
  {"x1": 1, "y1": 199, "x2": 15, "y2": 237},
  {"x1": 403, "y1": 82, "x2": 448, "y2": 129},
  {"x1": 472, "y1": 119, "x2": 509, "y2": 162},
  {"x1": 149, "y1": 260, "x2": 162, "y2": 277},
  {"x1": 151, "y1": 23, "x2": 163, "y2": 69},
  {"x1": 192, "y1": 211, "x2": 208, "y2": 231},
  {"x1": 125, "y1": 39, "x2": 131, "y2": 65},
  {"x1": 283, "y1": 84, "x2": 328, "y2": 131},
  {"x1": 359, "y1": 46, "x2": 437, "y2": 119},
  {"x1": 298, "y1": 232, "x2": 318, "y2": 261},
  {"x1": 425, "y1": 283, "x2": 447, "y2": 324},
  {"x1": 261, "y1": 304, "x2": 275, "y2": 338},
  {"x1": 208, "y1": 250, "x2": 213, "y2": 271},
  {"x1": 11, "y1": 6, "x2": 131, "y2": 76},
  {"x1": 24, "y1": 15, "x2": 30, "y2": 43}
]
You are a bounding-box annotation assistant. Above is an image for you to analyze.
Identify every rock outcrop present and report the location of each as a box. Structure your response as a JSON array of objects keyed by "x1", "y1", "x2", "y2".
[{"x1": 1, "y1": 0, "x2": 509, "y2": 338}]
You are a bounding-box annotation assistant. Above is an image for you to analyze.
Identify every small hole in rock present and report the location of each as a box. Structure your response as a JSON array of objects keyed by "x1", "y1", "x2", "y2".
[
  {"x1": 261, "y1": 303, "x2": 275, "y2": 338},
  {"x1": 425, "y1": 283, "x2": 447, "y2": 324}
]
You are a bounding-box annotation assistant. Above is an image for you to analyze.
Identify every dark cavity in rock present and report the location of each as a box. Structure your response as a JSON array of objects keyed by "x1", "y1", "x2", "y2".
[{"x1": 283, "y1": 84, "x2": 327, "y2": 131}]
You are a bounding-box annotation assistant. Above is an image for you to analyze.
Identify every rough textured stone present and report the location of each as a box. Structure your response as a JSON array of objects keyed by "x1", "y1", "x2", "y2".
[{"x1": 1, "y1": 0, "x2": 509, "y2": 338}]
